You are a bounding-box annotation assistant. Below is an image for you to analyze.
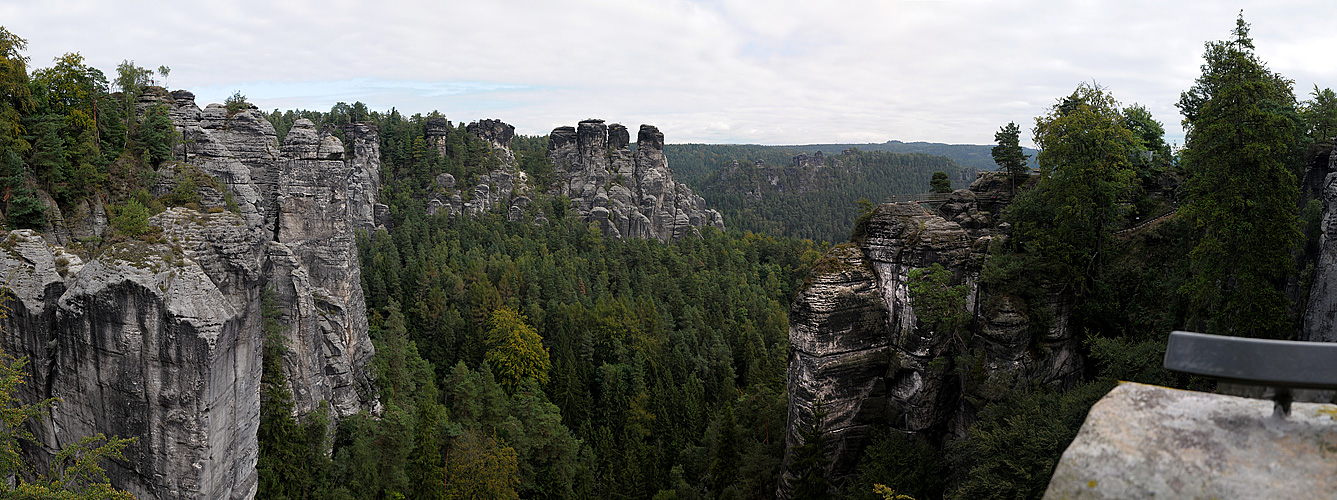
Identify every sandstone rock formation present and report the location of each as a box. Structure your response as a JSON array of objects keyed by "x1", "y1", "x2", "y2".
[
  {"x1": 422, "y1": 118, "x2": 534, "y2": 220},
  {"x1": 1044, "y1": 382, "x2": 1337, "y2": 499},
  {"x1": 0, "y1": 92, "x2": 381, "y2": 499},
  {"x1": 779, "y1": 199, "x2": 1082, "y2": 497},
  {"x1": 421, "y1": 117, "x2": 723, "y2": 239},
  {"x1": 547, "y1": 120, "x2": 723, "y2": 240},
  {"x1": 1302, "y1": 145, "x2": 1337, "y2": 341}
]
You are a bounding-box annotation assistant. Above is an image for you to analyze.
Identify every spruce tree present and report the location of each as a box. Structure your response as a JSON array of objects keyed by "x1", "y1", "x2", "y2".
[
  {"x1": 1176, "y1": 13, "x2": 1301, "y2": 338},
  {"x1": 788, "y1": 399, "x2": 832, "y2": 500},
  {"x1": 930, "y1": 171, "x2": 952, "y2": 193}
]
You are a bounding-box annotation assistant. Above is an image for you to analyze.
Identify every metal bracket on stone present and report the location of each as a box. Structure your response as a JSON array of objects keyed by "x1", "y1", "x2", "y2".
[{"x1": 1163, "y1": 331, "x2": 1337, "y2": 418}]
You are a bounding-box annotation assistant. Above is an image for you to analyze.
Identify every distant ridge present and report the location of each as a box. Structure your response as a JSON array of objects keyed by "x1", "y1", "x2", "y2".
[
  {"x1": 782, "y1": 140, "x2": 1039, "y2": 173},
  {"x1": 665, "y1": 140, "x2": 1038, "y2": 187}
]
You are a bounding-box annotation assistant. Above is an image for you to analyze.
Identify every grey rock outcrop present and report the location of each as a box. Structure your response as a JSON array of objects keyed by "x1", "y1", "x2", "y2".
[
  {"x1": 1302, "y1": 145, "x2": 1337, "y2": 341},
  {"x1": 547, "y1": 120, "x2": 723, "y2": 240},
  {"x1": 779, "y1": 201, "x2": 1081, "y2": 498},
  {"x1": 1, "y1": 228, "x2": 260, "y2": 500},
  {"x1": 0, "y1": 92, "x2": 382, "y2": 499},
  {"x1": 1044, "y1": 382, "x2": 1337, "y2": 499},
  {"x1": 422, "y1": 119, "x2": 533, "y2": 221},
  {"x1": 274, "y1": 119, "x2": 380, "y2": 417}
]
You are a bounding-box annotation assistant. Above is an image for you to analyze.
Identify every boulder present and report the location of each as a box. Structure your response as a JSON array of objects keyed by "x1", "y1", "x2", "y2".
[{"x1": 1044, "y1": 383, "x2": 1337, "y2": 499}]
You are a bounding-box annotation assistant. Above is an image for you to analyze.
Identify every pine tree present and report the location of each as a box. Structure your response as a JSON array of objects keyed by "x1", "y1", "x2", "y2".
[
  {"x1": 991, "y1": 121, "x2": 1029, "y2": 194},
  {"x1": 929, "y1": 171, "x2": 952, "y2": 193},
  {"x1": 788, "y1": 399, "x2": 832, "y2": 500},
  {"x1": 1176, "y1": 13, "x2": 1301, "y2": 338}
]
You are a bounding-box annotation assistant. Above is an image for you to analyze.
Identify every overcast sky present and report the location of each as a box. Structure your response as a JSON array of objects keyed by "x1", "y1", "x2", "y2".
[{"x1": 3, "y1": 0, "x2": 1334, "y2": 147}]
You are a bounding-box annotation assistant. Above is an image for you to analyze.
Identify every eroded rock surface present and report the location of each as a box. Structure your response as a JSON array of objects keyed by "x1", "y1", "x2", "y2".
[
  {"x1": 1044, "y1": 382, "x2": 1337, "y2": 499},
  {"x1": 547, "y1": 120, "x2": 723, "y2": 240},
  {"x1": 1, "y1": 231, "x2": 259, "y2": 500},
  {"x1": 422, "y1": 118, "x2": 535, "y2": 220},
  {"x1": 780, "y1": 201, "x2": 1080, "y2": 498},
  {"x1": 0, "y1": 91, "x2": 382, "y2": 499},
  {"x1": 1302, "y1": 145, "x2": 1337, "y2": 341}
]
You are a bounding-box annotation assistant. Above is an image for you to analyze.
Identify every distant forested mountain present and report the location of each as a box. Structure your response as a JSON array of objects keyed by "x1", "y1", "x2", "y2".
[
  {"x1": 667, "y1": 145, "x2": 968, "y2": 242},
  {"x1": 786, "y1": 140, "x2": 1039, "y2": 173},
  {"x1": 665, "y1": 140, "x2": 1037, "y2": 188}
]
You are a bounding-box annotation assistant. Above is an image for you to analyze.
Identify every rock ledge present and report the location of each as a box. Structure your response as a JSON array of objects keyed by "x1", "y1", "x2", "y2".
[{"x1": 1045, "y1": 382, "x2": 1337, "y2": 499}]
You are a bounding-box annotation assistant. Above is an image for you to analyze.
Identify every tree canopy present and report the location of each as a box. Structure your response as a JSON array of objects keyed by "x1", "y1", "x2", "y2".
[{"x1": 1177, "y1": 13, "x2": 1301, "y2": 339}]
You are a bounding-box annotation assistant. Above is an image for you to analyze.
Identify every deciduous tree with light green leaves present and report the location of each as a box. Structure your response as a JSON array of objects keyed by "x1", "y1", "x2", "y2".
[
  {"x1": 1016, "y1": 82, "x2": 1139, "y2": 297},
  {"x1": 484, "y1": 308, "x2": 550, "y2": 393},
  {"x1": 907, "y1": 263, "x2": 970, "y2": 343},
  {"x1": 1176, "y1": 14, "x2": 1301, "y2": 339}
]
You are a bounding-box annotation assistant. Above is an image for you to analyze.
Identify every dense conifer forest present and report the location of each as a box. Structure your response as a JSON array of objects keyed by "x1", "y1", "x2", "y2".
[
  {"x1": 1, "y1": 13, "x2": 1336, "y2": 500},
  {"x1": 687, "y1": 147, "x2": 970, "y2": 243}
]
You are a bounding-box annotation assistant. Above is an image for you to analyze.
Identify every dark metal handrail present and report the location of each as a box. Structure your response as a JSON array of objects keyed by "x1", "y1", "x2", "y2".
[{"x1": 1163, "y1": 330, "x2": 1337, "y2": 416}]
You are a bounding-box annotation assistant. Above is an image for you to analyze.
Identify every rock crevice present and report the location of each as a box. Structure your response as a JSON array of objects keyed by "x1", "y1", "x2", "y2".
[{"x1": 1, "y1": 93, "x2": 382, "y2": 499}]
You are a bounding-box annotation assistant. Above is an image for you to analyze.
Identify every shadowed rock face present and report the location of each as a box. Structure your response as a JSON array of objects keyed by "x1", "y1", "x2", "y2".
[
  {"x1": 546, "y1": 120, "x2": 724, "y2": 240},
  {"x1": 1303, "y1": 146, "x2": 1337, "y2": 341},
  {"x1": 1, "y1": 93, "x2": 382, "y2": 499},
  {"x1": 1, "y1": 229, "x2": 260, "y2": 500},
  {"x1": 779, "y1": 201, "x2": 1082, "y2": 498}
]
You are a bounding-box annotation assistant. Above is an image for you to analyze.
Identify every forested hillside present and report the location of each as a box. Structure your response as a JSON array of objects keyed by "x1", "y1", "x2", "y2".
[
  {"x1": 249, "y1": 106, "x2": 827, "y2": 499},
  {"x1": 664, "y1": 141, "x2": 1038, "y2": 187},
  {"x1": 695, "y1": 148, "x2": 967, "y2": 242},
  {"x1": 2, "y1": 14, "x2": 1337, "y2": 500}
]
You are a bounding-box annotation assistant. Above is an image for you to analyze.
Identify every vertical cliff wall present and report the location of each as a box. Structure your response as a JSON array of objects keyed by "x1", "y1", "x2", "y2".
[
  {"x1": 1302, "y1": 146, "x2": 1337, "y2": 341},
  {"x1": 779, "y1": 174, "x2": 1084, "y2": 497},
  {"x1": 0, "y1": 91, "x2": 381, "y2": 499}
]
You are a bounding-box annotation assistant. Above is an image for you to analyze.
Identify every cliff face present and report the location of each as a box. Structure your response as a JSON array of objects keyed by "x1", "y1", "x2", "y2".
[
  {"x1": 0, "y1": 92, "x2": 380, "y2": 499},
  {"x1": 1302, "y1": 145, "x2": 1337, "y2": 341},
  {"x1": 779, "y1": 173, "x2": 1083, "y2": 497},
  {"x1": 423, "y1": 117, "x2": 534, "y2": 221},
  {"x1": 420, "y1": 117, "x2": 723, "y2": 240},
  {"x1": 548, "y1": 120, "x2": 724, "y2": 240}
]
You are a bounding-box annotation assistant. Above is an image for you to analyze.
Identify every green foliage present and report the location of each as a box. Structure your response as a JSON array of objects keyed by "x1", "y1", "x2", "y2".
[
  {"x1": 872, "y1": 485, "x2": 916, "y2": 500},
  {"x1": 225, "y1": 90, "x2": 249, "y2": 116},
  {"x1": 991, "y1": 121, "x2": 1029, "y2": 192},
  {"x1": 847, "y1": 432, "x2": 947, "y2": 500},
  {"x1": 257, "y1": 287, "x2": 335, "y2": 500},
  {"x1": 108, "y1": 198, "x2": 150, "y2": 238},
  {"x1": 113, "y1": 60, "x2": 149, "y2": 144},
  {"x1": 1013, "y1": 82, "x2": 1139, "y2": 297},
  {"x1": 1120, "y1": 103, "x2": 1174, "y2": 181},
  {"x1": 6, "y1": 187, "x2": 45, "y2": 229},
  {"x1": 687, "y1": 148, "x2": 966, "y2": 242},
  {"x1": 946, "y1": 381, "x2": 1114, "y2": 500},
  {"x1": 929, "y1": 171, "x2": 952, "y2": 193},
  {"x1": 131, "y1": 104, "x2": 173, "y2": 167},
  {"x1": 907, "y1": 263, "x2": 970, "y2": 343},
  {"x1": 1300, "y1": 86, "x2": 1337, "y2": 145},
  {"x1": 442, "y1": 430, "x2": 520, "y2": 500},
  {"x1": 484, "y1": 308, "x2": 550, "y2": 394},
  {"x1": 787, "y1": 399, "x2": 831, "y2": 500},
  {"x1": 1177, "y1": 14, "x2": 1302, "y2": 339}
]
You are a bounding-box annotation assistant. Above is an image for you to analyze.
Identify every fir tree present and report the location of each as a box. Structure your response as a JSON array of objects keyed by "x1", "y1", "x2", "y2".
[{"x1": 1176, "y1": 13, "x2": 1301, "y2": 338}]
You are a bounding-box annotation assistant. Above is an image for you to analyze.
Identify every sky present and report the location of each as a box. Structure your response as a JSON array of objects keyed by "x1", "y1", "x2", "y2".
[{"x1": 3, "y1": 0, "x2": 1334, "y2": 148}]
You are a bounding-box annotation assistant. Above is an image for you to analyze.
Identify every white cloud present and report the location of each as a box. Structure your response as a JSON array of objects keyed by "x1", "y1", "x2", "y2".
[{"x1": 3, "y1": 0, "x2": 1334, "y2": 147}]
